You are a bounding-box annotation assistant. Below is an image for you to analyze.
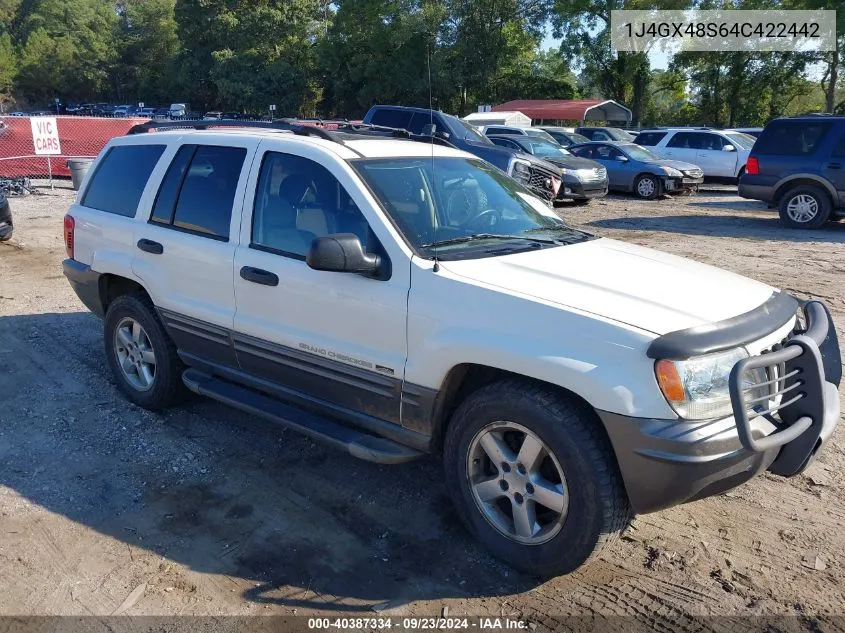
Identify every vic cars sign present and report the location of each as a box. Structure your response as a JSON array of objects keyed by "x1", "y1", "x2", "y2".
[{"x1": 30, "y1": 117, "x2": 62, "y2": 155}]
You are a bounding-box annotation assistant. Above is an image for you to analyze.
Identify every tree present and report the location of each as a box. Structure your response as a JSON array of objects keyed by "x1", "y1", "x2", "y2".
[
  {"x1": 0, "y1": 32, "x2": 14, "y2": 104},
  {"x1": 14, "y1": 0, "x2": 120, "y2": 103},
  {"x1": 175, "y1": 0, "x2": 325, "y2": 114},
  {"x1": 117, "y1": 0, "x2": 181, "y2": 104}
]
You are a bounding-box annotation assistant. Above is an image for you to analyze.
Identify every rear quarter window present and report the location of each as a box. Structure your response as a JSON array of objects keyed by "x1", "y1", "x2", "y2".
[
  {"x1": 82, "y1": 144, "x2": 166, "y2": 217},
  {"x1": 634, "y1": 132, "x2": 667, "y2": 146},
  {"x1": 369, "y1": 109, "x2": 413, "y2": 130},
  {"x1": 754, "y1": 121, "x2": 832, "y2": 156}
]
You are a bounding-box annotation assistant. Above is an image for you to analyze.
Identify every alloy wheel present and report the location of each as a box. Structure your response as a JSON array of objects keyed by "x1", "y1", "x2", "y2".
[
  {"x1": 786, "y1": 194, "x2": 819, "y2": 224},
  {"x1": 113, "y1": 317, "x2": 156, "y2": 391},
  {"x1": 637, "y1": 177, "x2": 656, "y2": 198},
  {"x1": 467, "y1": 421, "x2": 568, "y2": 545}
]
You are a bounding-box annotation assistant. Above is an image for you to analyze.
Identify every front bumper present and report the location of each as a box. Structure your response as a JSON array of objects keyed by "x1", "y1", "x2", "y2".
[
  {"x1": 600, "y1": 300, "x2": 840, "y2": 514},
  {"x1": 558, "y1": 176, "x2": 609, "y2": 201},
  {"x1": 663, "y1": 175, "x2": 703, "y2": 192}
]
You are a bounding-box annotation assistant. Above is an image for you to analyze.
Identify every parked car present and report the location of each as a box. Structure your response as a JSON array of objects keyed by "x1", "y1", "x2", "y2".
[
  {"x1": 153, "y1": 107, "x2": 171, "y2": 119},
  {"x1": 569, "y1": 141, "x2": 703, "y2": 199},
  {"x1": 62, "y1": 118, "x2": 841, "y2": 577},
  {"x1": 728, "y1": 127, "x2": 763, "y2": 138},
  {"x1": 91, "y1": 104, "x2": 115, "y2": 117},
  {"x1": 538, "y1": 127, "x2": 591, "y2": 148},
  {"x1": 138, "y1": 107, "x2": 157, "y2": 118},
  {"x1": 480, "y1": 125, "x2": 559, "y2": 144},
  {"x1": 574, "y1": 127, "x2": 636, "y2": 142},
  {"x1": 0, "y1": 192, "x2": 12, "y2": 241},
  {"x1": 204, "y1": 111, "x2": 223, "y2": 119},
  {"x1": 112, "y1": 105, "x2": 140, "y2": 118},
  {"x1": 738, "y1": 115, "x2": 845, "y2": 228},
  {"x1": 363, "y1": 105, "x2": 569, "y2": 206},
  {"x1": 169, "y1": 103, "x2": 188, "y2": 119},
  {"x1": 633, "y1": 128, "x2": 754, "y2": 179},
  {"x1": 487, "y1": 135, "x2": 608, "y2": 204}
]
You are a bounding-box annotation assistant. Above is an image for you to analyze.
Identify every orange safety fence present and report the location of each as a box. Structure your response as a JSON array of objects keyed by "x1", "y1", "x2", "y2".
[{"x1": 0, "y1": 116, "x2": 148, "y2": 178}]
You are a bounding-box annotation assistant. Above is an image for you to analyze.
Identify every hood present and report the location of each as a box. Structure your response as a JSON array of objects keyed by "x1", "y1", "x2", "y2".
[
  {"x1": 647, "y1": 159, "x2": 703, "y2": 172},
  {"x1": 541, "y1": 155, "x2": 602, "y2": 170},
  {"x1": 442, "y1": 237, "x2": 776, "y2": 336}
]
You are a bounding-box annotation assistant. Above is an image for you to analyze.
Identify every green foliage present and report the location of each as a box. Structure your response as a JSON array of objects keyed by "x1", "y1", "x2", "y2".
[{"x1": 0, "y1": 0, "x2": 839, "y2": 121}]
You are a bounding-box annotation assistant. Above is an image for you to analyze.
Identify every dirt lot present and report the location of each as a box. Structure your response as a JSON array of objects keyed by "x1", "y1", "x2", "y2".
[{"x1": 1, "y1": 182, "x2": 844, "y2": 628}]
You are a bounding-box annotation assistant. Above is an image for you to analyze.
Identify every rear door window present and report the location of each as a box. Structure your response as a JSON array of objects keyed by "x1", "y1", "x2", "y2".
[
  {"x1": 82, "y1": 144, "x2": 166, "y2": 216},
  {"x1": 150, "y1": 144, "x2": 246, "y2": 240},
  {"x1": 755, "y1": 121, "x2": 832, "y2": 155},
  {"x1": 634, "y1": 131, "x2": 667, "y2": 146}
]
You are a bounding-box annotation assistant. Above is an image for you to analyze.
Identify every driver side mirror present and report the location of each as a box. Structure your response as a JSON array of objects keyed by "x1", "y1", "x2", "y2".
[
  {"x1": 306, "y1": 234, "x2": 387, "y2": 279},
  {"x1": 722, "y1": 144, "x2": 736, "y2": 152}
]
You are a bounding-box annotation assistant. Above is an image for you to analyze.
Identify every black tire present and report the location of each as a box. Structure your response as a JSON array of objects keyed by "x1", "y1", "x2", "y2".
[
  {"x1": 443, "y1": 380, "x2": 631, "y2": 577},
  {"x1": 778, "y1": 185, "x2": 832, "y2": 229},
  {"x1": 634, "y1": 174, "x2": 660, "y2": 200},
  {"x1": 104, "y1": 293, "x2": 186, "y2": 411},
  {"x1": 571, "y1": 199, "x2": 591, "y2": 206}
]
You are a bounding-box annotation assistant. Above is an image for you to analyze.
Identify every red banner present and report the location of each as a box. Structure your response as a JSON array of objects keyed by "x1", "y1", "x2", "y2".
[{"x1": 0, "y1": 116, "x2": 147, "y2": 178}]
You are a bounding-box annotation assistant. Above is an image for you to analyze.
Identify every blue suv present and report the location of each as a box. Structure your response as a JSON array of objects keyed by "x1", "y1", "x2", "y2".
[
  {"x1": 363, "y1": 105, "x2": 568, "y2": 205},
  {"x1": 739, "y1": 116, "x2": 845, "y2": 228}
]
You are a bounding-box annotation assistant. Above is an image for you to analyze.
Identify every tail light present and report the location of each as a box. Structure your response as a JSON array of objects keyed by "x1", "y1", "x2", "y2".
[
  {"x1": 63, "y1": 214, "x2": 75, "y2": 259},
  {"x1": 745, "y1": 156, "x2": 759, "y2": 175}
]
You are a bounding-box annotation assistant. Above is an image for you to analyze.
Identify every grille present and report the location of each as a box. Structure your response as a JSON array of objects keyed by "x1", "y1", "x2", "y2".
[{"x1": 528, "y1": 168, "x2": 555, "y2": 200}]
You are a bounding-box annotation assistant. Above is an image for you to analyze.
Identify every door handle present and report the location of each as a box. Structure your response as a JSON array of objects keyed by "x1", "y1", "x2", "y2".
[
  {"x1": 826, "y1": 162, "x2": 842, "y2": 170},
  {"x1": 240, "y1": 266, "x2": 279, "y2": 287},
  {"x1": 137, "y1": 238, "x2": 163, "y2": 254}
]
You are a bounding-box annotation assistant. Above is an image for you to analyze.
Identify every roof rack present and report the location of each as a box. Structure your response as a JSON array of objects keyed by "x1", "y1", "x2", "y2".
[{"x1": 126, "y1": 117, "x2": 456, "y2": 151}]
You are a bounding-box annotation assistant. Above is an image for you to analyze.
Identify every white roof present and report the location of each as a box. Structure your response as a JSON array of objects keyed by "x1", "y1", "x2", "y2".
[{"x1": 463, "y1": 111, "x2": 532, "y2": 127}]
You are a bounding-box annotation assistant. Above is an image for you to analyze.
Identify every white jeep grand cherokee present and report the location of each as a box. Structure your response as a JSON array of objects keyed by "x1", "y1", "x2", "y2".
[{"x1": 63, "y1": 120, "x2": 841, "y2": 577}]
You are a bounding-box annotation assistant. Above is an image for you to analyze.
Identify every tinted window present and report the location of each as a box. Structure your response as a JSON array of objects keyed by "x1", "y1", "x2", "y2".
[
  {"x1": 668, "y1": 132, "x2": 702, "y2": 149},
  {"x1": 832, "y1": 133, "x2": 845, "y2": 158},
  {"x1": 490, "y1": 137, "x2": 520, "y2": 150},
  {"x1": 369, "y1": 108, "x2": 412, "y2": 130},
  {"x1": 634, "y1": 131, "x2": 667, "y2": 146},
  {"x1": 408, "y1": 112, "x2": 442, "y2": 135},
  {"x1": 486, "y1": 127, "x2": 517, "y2": 135},
  {"x1": 252, "y1": 152, "x2": 373, "y2": 259},
  {"x1": 755, "y1": 121, "x2": 832, "y2": 156},
  {"x1": 82, "y1": 144, "x2": 165, "y2": 216},
  {"x1": 151, "y1": 145, "x2": 194, "y2": 224},
  {"x1": 592, "y1": 145, "x2": 622, "y2": 160},
  {"x1": 570, "y1": 146, "x2": 593, "y2": 158}
]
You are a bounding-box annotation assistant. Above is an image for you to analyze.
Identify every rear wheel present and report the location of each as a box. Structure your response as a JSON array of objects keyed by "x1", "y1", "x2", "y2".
[
  {"x1": 104, "y1": 293, "x2": 186, "y2": 411},
  {"x1": 778, "y1": 185, "x2": 831, "y2": 229},
  {"x1": 634, "y1": 174, "x2": 660, "y2": 199},
  {"x1": 443, "y1": 380, "x2": 631, "y2": 577}
]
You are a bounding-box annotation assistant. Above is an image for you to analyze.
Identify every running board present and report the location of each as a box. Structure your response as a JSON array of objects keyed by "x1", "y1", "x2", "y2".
[{"x1": 182, "y1": 369, "x2": 424, "y2": 465}]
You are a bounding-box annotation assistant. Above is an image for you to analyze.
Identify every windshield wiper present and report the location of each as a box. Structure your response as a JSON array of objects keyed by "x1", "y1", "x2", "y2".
[
  {"x1": 524, "y1": 225, "x2": 595, "y2": 244},
  {"x1": 420, "y1": 233, "x2": 557, "y2": 249}
]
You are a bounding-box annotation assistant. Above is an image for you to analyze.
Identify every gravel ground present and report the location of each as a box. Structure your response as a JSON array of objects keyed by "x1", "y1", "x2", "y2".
[{"x1": 1, "y1": 182, "x2": 844, "y2": 628}]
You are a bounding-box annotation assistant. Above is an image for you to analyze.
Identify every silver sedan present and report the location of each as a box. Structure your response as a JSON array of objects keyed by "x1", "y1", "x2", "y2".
[{"x1": 568, "y1": 141, "x2": 704, "y2": 199}]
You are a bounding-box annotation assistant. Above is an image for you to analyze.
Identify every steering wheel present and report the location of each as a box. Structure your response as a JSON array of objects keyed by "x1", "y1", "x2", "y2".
[{"x1": 465, "y1": 209, "x2": 500, "y2": 231}]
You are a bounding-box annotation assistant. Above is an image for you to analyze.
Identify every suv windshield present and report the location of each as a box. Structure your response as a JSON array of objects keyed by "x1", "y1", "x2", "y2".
[
  {"x1": 353, "y1": 157, "x2": 591, "y2": 260},
  {"x1": 723, "y1": 132, "x2": 755, "y2": 150}
]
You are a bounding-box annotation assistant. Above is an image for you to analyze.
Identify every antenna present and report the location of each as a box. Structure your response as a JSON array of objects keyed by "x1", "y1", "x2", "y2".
[{"x1": 427, "y1": 35, "x2": 440, "y2": 273}]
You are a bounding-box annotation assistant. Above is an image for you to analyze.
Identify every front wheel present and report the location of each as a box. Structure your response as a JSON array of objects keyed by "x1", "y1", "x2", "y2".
[
  {"x1": 443, "y1": 380, "x2": 631, "y2": 577},
  {"x1": 634, "y1": 174, "x2": 660, "y2": 199},
  {"x1": 778, "y1": 186, "x2": 831, "y2": 229}
]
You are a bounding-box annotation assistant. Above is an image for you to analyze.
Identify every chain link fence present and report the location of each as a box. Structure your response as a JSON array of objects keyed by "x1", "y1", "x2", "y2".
[{"x1": 0, "y1": 116, "x2": 148, "y2": 179}]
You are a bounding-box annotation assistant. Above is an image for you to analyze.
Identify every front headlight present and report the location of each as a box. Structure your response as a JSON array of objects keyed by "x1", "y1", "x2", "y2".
[
  {"x1": 508, "y1": 157, "x2": 532, "y2": 186},
  {"x1": 655, "y1": 348, "x2": 766, "y2": 420},
  {"x1": 663, "y1": 167, "x2": 684, "y2": 177},
  {"x1": 560, "y1": 167, "x2": 577, "y2": 177}
]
